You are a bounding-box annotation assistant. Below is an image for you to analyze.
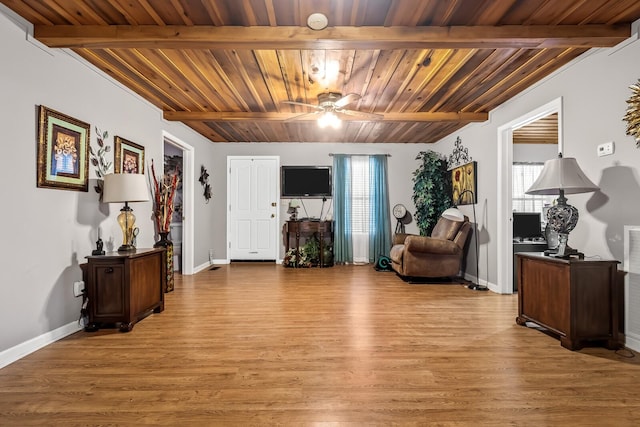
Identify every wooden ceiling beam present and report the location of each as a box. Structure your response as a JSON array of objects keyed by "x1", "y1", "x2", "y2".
[
  {"x1": 163, "y1": 111, "x2": 488, "y2": 122},
  {"x1": 34, "y1": 24, "x2": 630, "y2": 50}
]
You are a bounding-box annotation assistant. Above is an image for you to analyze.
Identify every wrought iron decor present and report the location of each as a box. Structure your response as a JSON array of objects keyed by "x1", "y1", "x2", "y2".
[
  {"x1": 199, "y1": 165, "x2": 212, "y2": 203},
  {"x1": 447, "y1": 136, "x2": 472, "y2": 169}
]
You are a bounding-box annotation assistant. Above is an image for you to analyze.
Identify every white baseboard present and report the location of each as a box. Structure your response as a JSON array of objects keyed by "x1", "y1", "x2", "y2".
[
  {"x1": 625, "y1": 333, "x2": 640, "y2": 353},
  {"x1": 462, "y1": 273, "x2": 500, "y2": 293},
  {"x1": 0, "y1": 321, "x2": 82, "y2": 369},
  {"x1": 193, "y1": 258, "x2": 230, "y2": 274}
]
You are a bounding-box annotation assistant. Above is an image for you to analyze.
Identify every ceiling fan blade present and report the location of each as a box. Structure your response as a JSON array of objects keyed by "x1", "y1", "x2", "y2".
[
  {"x1": 334, "y1": 93, "x2": 361, "y2": 108},
  {"x1": 285, "y1": 111, "x2": 321, "y2": 122},
  {"x1": 282, "y1": 100, "x2": 322, "y2": 110},
  {"x1": 337, "y1": 108, "x2": 384, "y2": 120}
]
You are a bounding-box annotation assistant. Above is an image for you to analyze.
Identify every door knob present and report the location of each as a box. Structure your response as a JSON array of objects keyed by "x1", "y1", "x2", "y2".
[
  {"x1": 271, "y1": 214, "x2": 275, "y2": 218},
  {"x1": 271, "y1": 202, "x2": 277, "y2": 207}
]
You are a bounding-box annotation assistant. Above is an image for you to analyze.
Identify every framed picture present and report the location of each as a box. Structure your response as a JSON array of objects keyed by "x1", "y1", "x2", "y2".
[
  {"x1": 37, "y1": 106, "x2": 90, "y2": 192},
  {"x1": 114, "y1": 136, "x2": 144, "y2": 174},
  {"x1": 451, "y1": 161, "x2": 477, "y2": 205}
]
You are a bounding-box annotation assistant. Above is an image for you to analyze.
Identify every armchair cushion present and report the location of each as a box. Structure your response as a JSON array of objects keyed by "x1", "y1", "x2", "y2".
[{"x1": 404, "y1": 235, "x2": 461, "y2": 255}]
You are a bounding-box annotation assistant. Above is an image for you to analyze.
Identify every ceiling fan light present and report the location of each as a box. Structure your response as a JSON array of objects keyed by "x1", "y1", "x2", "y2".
[{"x1": 318, "y1": 112, "x2": 341, "y2": 129}]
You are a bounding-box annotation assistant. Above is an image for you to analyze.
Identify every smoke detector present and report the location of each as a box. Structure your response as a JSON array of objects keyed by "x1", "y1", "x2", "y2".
[{"x1": 307, "y1": 13, "x2": 328, "y2": 30}]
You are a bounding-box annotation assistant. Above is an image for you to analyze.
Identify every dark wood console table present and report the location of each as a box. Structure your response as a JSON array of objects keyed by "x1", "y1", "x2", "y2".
[
  {"x1": 515, "y1": 252, "x2": 620, "y2": 350},
  {"x1": 84, "y1": 248, "x2": 166, "y2": 332},
  {"x1": 285, "y1": 220, "x2": 333, "y2": 267}
]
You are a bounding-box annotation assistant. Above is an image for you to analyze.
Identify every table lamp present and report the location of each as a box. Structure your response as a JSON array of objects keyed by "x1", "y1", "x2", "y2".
[
  {"x1": 525, "y1": 153, "x2": 599, "y2": 258},
  {"x1": 103, "y1": 173, "x2": 150, "y2": 252},
  {"x1": 442, "y1": 189, "x2": 486, "y2": 291},
  {"x1": 288, "y1": 199, "x2": 302, "y2": 220}
]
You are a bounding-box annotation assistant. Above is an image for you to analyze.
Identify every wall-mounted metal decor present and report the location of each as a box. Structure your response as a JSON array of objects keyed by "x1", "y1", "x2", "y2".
[
  {"x1": 199, "y1": 165, "x2": 212, "y2": 203},
  {"x1": 447, "y1": 136, "x2": 472, "y2": 169}
]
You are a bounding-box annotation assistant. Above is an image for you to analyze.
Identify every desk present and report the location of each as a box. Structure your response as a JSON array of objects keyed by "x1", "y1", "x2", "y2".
[
  {"x1": 515, "y1": 252, "x2": 620, "y2": 350},
  {"x1": 285, "y1": 220, "x2": 333, "y2": 267}
]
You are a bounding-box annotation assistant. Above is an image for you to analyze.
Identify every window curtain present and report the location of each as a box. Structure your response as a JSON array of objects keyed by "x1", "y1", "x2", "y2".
[
  {"x1": 332, "y1": 154, "x2": 391, "y2": 264},
  {"x1": 333, "y1": 154, "x2": 353, "y2": 263},
  {"x1": 368, "y1": 155, "x2": 392, "y2": 263}
]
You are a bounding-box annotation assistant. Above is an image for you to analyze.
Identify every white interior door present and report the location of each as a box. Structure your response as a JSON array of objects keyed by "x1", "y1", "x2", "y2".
[{"x1": 227, "y1": 156, "x2": 279, "y2": 260}]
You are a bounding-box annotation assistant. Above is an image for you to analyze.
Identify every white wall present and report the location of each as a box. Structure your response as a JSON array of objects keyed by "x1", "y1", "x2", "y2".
[
  {"x1": 0, "y1": 9, "x2": 217, "y2": 361},
  {"x1": 431, "y1": 27, "x2": 640, "y2": 289},
  {"x1": 513, "y1": 143, "x2": 558, "y2": 163}
]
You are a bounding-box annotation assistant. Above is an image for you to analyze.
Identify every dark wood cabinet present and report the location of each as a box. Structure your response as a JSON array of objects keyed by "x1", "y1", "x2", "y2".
[
  {"x1": 515, "y1": 252, "x2": 620, "y2": 350},
  {"x1": 512, "y1": 241, "x2": 547, "y2": 291},
  {"x1": 285, "y1": 220, "x2": 333, "y2": 267},
  {"x1": 84, "y1": 248, "x2": 166, "y2": 332}
]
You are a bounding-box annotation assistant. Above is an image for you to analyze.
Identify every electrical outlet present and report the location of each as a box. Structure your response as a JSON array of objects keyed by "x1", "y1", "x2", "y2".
[
  {"x1": 73, "y1": 281, "x2": 85, "y2": 297},
  {"x1": 597, "y1": 141, "x2": 614, "y2": 157}
]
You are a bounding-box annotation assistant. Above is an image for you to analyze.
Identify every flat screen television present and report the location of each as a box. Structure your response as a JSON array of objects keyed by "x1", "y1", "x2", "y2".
[
  {"x1": 513, "y1": 212, "x2": 543, "y2": 239},
  {"x1": 281, "y1": 166, "x2": 332, "y2": 198}
]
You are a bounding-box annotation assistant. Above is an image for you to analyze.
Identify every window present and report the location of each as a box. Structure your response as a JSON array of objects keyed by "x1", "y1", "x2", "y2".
[
  {"x1": 512, "y1": 163, "x2": 554, "y2": 213},
  {"x1": 351, "y1": 156, "x2": 370, "y2": 262},
  {"x1": 332, "y1": 154, "x2": 391, "y2": 264}
]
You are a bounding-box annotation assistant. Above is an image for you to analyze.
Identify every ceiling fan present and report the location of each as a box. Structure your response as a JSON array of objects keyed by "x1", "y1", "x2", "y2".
[{"x1": 283, "y1": 92, "x2": 383, "y2": 128}]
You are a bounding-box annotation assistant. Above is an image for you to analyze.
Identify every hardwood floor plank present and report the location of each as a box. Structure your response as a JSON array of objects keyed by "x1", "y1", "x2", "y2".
[{"x1": 1, "y1": 263, "x2": 639, "y2": 425}]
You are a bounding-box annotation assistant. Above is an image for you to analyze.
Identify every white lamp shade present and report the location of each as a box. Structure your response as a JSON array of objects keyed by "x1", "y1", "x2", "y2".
[
  {"x1": 102, "y1": 173, "x2": 150, "y2": 203},
  {"x1": 289, "y1": 199, "x2": 302, "y2": 209},
  {"x1": 442, "y1": 207, "x2": 465, "y2": 222},
  {"x1": 526, "y1": 156, "x2": 599, "y2": 195}
]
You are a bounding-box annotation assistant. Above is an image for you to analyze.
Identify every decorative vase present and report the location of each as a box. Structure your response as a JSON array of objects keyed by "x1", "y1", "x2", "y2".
[{"x1": 154, "y1": 231, "x2": 174, "y2": 292}]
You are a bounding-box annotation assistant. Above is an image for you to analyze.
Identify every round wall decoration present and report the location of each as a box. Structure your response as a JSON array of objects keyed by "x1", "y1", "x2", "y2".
[
  {"x1": 623, "y1": 78, "x2": 640, "y2": 147},
  {"x1": 393, "y1": 203, "x2": 407, "y2": 220},
  {"x1": 393, "y1": 204, "x2": 408, "y2": 234}
]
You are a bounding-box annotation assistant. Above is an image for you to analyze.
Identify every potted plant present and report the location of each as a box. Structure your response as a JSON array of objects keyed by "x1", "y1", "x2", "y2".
[{"x1": 412, "y1": 150, "x2": 452, "y2": 236}]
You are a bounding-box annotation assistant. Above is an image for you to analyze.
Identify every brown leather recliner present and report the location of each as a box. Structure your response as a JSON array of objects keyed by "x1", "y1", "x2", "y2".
[{"x1": 390, "y1": 215, "x2": 472, "y2": 279}]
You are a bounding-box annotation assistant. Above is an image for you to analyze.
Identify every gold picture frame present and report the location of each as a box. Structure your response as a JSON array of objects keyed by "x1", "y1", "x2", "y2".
[
  {"x1": 114, "y1": 136, "x2": 144, "y2": 174},
  {"x1": 37, "y1": 105, "x2": 90, "y2": 192}
]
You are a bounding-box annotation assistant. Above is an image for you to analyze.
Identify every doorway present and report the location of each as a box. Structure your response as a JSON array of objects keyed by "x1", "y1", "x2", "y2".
[
  {"x1": 164, "y1": 142, "x2": 184, "y2": 273},
  {"x1": 163, "y1": 131, "x2": 194, "y2": 275},
  {"x1": 227, "y1": 156, "x2": 280, "y2": 261},
  {"x1": 497, "y1": 98, "x2": 563, "y2": 294}
]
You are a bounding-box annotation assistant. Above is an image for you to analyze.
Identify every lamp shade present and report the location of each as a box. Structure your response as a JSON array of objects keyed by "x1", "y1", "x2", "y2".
[
  {"x1": 103, "y1": 173, "x2": 150, "y2": 203},
  {"x1": 441, "y1": 207, "x2": 465, "y2": 222},
  {"x1": 525, "y1": 156, "x2": 599, "y2": 195},
  {"x1": 289, "y1": 199, "x2": 302, "y2": 209}
]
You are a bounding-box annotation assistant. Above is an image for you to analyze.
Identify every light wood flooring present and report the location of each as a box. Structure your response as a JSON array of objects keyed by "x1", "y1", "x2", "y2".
[{"x1": 1, "y1": 263, "x2": 639, "y2": 426}]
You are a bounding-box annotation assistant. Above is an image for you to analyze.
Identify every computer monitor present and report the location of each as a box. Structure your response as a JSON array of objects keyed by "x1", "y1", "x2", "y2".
[{"x1": 513, "y1": 212, "x2": 543, "y2": 240}]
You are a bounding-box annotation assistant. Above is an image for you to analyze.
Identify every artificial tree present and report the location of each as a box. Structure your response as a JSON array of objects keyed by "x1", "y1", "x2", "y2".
[{"x1": 412, "y1": 150, "x2": 452, "y2": 236}]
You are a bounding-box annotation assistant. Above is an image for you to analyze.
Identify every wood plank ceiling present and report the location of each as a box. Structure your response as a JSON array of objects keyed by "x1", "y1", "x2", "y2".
[
  {"x1": 3, "y1": 0, "x2": 640, "y2": 143},
  {"x1": 513, "y1": 113, "x2": 558, "y2": 144}
]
